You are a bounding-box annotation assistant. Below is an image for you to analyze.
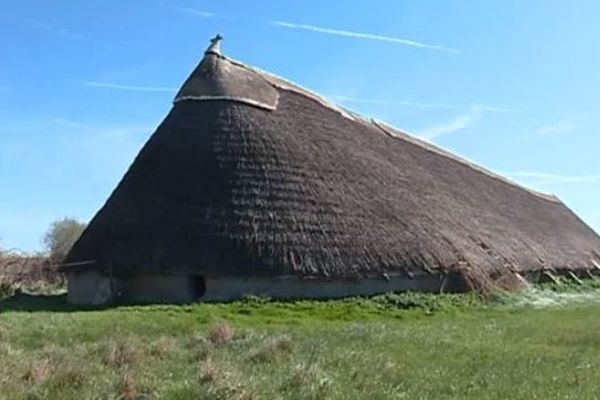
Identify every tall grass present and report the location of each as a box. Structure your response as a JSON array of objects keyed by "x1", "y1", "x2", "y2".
[{"x1": 2, "y1": 289, "x2": 600, "y2": 398}]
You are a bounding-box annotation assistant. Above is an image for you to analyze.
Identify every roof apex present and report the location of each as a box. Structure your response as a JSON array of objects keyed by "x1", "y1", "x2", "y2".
[
  {"x1": 205, "y1": 34, "x2": 223, "y2": 56},
  {"x1": 173, "y1": 34, "x2": 279, "y2": 110}
]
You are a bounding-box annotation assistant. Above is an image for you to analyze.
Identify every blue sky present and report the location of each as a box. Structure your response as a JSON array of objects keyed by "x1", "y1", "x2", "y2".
[{"x1": 1, "y1": 0, "x2": 599, "y2": 252}]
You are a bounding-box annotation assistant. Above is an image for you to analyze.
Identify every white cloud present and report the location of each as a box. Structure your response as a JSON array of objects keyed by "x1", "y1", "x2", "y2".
[
  {"x1": 328, "y1": 95, "x2": 514, "y2": 113},
  {"x1": 85, "y1": 81, "x2": 177, "y2": 93},
  {"x1": 51, "y1": 118, "x2": 89, "y2": 129},
  {"x1": 508, "y1": 172, "x2": 600, "y2": 186},
  {"x1": 536, "y1": 121, "x2": 575, "y2": 137},
  {"x1": 174, "y1": 7, "x2": 215, "y2": 18},
  {"x1": 478, "y1": 105, "x2": 516, "y2": 113},
  {"x1": 271, "y1": 21, "x2": 460, "y2": 54},
  {"x1": 23, "y1": 17, "x2": 70, "y2": 36},
  {"x1": 6, "y1": 13, "x2": 112, "y2": 49},
  {"x1": 417, "y1": 107, "x2": 482, "y2": 140}
]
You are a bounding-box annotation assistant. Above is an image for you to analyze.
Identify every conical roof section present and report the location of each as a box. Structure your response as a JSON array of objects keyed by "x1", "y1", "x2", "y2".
[
  {"x1": 174, "y1": 35, "x2": 279, "y2": 110},
  {"x1": 64, "y1": 36, "x2": 600, "y2": 285}
]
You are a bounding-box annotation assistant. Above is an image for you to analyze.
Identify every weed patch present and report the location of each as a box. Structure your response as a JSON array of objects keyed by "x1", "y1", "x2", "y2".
[{"x1": 207, "y1": 322, "x2": 235, "y2": 344}]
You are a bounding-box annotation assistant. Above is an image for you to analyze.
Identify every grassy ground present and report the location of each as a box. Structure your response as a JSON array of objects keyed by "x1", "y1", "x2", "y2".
[{"x1": 1, "y1": 291, "x2": 600, "y2": 399}]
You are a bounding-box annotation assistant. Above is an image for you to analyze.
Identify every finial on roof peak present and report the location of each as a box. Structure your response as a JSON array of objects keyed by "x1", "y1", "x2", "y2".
[{"x1": 206, "y1": 34, "x2": 223, "y2": 56}]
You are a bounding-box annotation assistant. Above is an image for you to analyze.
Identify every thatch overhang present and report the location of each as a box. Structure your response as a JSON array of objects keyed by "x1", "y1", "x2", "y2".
[{"x1": 63, "y1": 36, "x2": 600, "y2": 287}]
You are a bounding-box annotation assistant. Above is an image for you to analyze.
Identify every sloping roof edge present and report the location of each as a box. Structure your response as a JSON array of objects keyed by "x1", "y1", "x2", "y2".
[
  {"x1": 218, "y1": 54, "x2": 561, "y2": 204},
  {"x1": 371, "y1": 121, "x2": 561, "y2": 203}
]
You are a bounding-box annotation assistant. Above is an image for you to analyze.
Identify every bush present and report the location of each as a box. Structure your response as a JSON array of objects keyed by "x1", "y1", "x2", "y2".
[
  {"x1": 43, "y1": 217, "x2": 86, "y2": 262},
  {"x1": 0, "y1": 250, "x2": 64, "y2": 296}
]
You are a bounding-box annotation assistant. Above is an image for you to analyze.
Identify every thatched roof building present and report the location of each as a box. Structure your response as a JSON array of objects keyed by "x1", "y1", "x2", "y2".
[{"x1": 63, "y1": 36, "x2": 600, "y2": 305}]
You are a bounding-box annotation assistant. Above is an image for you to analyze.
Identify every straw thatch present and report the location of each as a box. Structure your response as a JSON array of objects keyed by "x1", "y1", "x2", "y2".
[{"x1": 64, "y1": 37, "x2": 600, "y2": 290}]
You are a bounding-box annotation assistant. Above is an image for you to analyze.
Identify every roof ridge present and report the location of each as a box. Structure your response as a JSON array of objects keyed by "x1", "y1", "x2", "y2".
[
  {"x1": 221, "y1": 55, "x2": 355, "y2": 120},
  {"x1": 372, "y1": 120, "x2": 560, "y2": 203},
  {"x1": 219, "y1": 54, "x2": 560, "y2": 204}
]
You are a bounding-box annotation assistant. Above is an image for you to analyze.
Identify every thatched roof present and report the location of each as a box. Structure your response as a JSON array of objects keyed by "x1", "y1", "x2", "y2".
[{"x1": 64, "y1": 37, "x2": 600, "y2": 284}]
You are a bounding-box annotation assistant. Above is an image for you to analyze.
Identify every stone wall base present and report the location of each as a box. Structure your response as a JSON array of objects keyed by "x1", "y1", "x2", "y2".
[{"x1": 66, "y1": 271, "x2": 446, "y2": 305}]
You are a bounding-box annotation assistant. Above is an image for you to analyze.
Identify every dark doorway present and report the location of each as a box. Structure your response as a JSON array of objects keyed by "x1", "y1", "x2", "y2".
[{"x1": 191, "y1": 276, "x2": 207, "y2": 299}]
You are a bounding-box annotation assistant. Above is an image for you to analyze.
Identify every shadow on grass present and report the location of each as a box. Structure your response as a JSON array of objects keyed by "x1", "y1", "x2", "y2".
[
  {"x1": 0, "y1": 290, "x2": 490, "y2": 313},
  {"x1": 0, "y1": 292, "x2": 214, "y2": 312},
  {"x1": 0, "y1": 292, "x2": 107, "y2": 312}
]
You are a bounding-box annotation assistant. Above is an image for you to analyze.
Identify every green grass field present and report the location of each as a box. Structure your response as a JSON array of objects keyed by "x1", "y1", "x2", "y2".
[{"x1": 1, "y1": 290, "x2": 600, "y2": 399}]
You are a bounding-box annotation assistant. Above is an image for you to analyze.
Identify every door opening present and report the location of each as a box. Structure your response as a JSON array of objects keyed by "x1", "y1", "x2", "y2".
[{"x1": 191, "y1": 276, "x2": 207, "y2": 299}]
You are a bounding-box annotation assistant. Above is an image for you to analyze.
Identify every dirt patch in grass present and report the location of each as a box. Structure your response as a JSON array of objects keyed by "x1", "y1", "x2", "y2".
[{"x1": 207, "y1": 322, "x2": 236, "y2": 344}]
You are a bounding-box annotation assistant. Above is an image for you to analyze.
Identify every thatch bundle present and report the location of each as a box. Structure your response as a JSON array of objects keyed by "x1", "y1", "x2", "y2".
[{"x1": 64, "y1": 37, "x2": 600, "y2": 293}]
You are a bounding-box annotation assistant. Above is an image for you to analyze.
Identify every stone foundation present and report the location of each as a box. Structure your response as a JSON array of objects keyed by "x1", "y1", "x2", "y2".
[
  {"x1": 66, "y1": 271, "x2": 446, "y2": 305},
  {"x1": 67, "y1": 271, "x2": 112, "y2": 305},
  {"x1": 202, "y1": 273, "x2": 444, "y2": 302}
]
